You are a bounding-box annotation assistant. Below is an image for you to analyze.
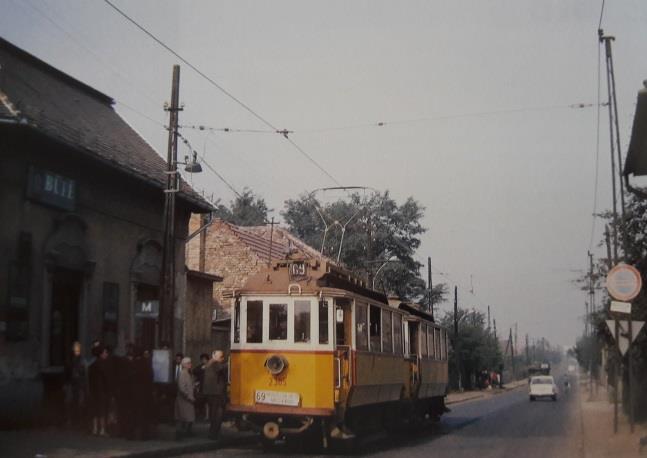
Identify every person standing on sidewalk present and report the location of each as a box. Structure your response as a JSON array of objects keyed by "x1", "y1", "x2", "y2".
[
  {"x1": 65, "y1": 341, "x2": 87, "y2": 429},
  {"x1": 202, "y1": 350, "x2": 228, "y2": 440},
  {"x1": 175, "y1": 357, "x2": 195, "y2": 440}
]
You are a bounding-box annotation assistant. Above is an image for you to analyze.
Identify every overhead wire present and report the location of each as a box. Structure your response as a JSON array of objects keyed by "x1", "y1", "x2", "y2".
[{"x1": 102, "y1": 0, "x2": 341, "y2": 186}]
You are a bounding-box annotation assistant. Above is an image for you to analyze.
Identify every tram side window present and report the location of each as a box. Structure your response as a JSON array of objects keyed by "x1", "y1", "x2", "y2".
[
  {"x1": 318, "y1": 300, "x2": 329, "y2": 344},
  {"x1": 294, "y1": 300, "x2": 311, "y2": 343},
  {"x1": 369, "y1": 305, "x2": 381, "y2": 352},
  {"x1": 356, "y1": 303, "x2": 368, "y2": 351},
  {"x1": 434, "y1": 328, "x2": 441, "y2": 360},
  {"x1": 393, "y1": 313, "x2": 403, "y2": 354},
  {"x1": 233, "y1": 300, "x2": 240, "y2": 343},
  {"x1": 440, "y1": 329, "x2": 446, "y2": 360},
  {"x1": 421, "y1": 324, "x2": 428, "y2": 357},
  {"x1": 382, "y1": 309, "x2": 392, "y2": 353},
  {"x1": 427, "y1": 326, "x2": 436, "y2": 359},
  {"x1": 269, "y1": 303, "x2": 288, "y2": 340},
  {"x1": 246, "y1": 300, "x2": 263, "y2": 343}
]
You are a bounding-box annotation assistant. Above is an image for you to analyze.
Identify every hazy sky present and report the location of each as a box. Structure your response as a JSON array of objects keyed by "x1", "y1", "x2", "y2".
[{"x1": 3, "y1": 0, "x2": 647, "y2": 347}]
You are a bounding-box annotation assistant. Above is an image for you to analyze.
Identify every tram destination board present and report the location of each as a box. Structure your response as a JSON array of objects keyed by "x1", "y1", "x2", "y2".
[{"x1": 255, "y1": 389, "x2": 300, "y2": 407}]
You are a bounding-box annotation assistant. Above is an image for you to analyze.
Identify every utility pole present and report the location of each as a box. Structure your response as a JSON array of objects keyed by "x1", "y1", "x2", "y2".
[
  {"x1": 159, "y1": 64, "x2": 182, "y2": 351},
  {"x1": 267, "y1": 217, "x2": 276, "y2": 267},
  {"x1": 509, "y1": 328, "x2": 515, "y2": 381},
  {"x1": 487, "y1": 306, "x2": 491, "y2": 331},
  {"x1": 428, "y1": 256, "x2": 433, "y2": 318},
  {"x1": 454, "y1": 286, "x2": 461, "y2": 391},
  {"x1": 599, "y1": 30, "x2": 621, "y2": 262},
  {"x1": 366, "y1": 214, "x2": 373, "y2": 286},
  {"x1": 493, "y1": 318, "x2": 497, "y2": 341},
  {"x1": 526, "y1": 334, "x2": 530, "y2": 366},
  {"x1": 588, "y1": 251, "x2": 595, "y2": 400},
  {"x1": 514, "y1": 323, "x2": 518, "y2": 359}
]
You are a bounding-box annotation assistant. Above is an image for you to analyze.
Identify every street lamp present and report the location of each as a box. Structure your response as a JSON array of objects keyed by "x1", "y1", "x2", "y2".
[{"x1": 178, "y1": 152, "x2": 202, "y2": 174}]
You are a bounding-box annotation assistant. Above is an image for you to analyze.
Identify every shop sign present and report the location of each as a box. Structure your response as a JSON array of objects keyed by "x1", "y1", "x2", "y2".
[
  {"x1": 135, "y1": 300, "x2": 159, "y2": 318},
  {"x1": 27, "y1": 166, "x2": 76, "y2": 211}
]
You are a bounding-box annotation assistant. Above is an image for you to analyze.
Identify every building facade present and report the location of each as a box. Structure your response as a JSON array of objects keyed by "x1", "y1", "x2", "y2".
[{"x1": 0, "y1": 38, "x2": 211, "y2": 426}]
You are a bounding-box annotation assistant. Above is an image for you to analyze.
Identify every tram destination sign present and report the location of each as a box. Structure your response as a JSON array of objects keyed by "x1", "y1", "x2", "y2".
[{"x1": 606, "y1": 263, "x2": 642, "y2": 302}]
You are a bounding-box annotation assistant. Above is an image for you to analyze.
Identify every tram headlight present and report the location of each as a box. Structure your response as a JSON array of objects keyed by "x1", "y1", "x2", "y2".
[{"x1": 265, "y1": 354, "x2": 288, "y2": 375}]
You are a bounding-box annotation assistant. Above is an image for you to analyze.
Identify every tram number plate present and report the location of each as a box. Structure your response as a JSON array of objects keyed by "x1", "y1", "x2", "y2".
[{"x1": 255, "y1": 390, "x2": 300, "y2": 407}]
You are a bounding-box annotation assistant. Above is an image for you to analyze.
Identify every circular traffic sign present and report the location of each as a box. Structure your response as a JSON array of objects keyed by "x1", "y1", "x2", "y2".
[{"x1": 606, "y1": 263, "x2": 642, "y2": 301}]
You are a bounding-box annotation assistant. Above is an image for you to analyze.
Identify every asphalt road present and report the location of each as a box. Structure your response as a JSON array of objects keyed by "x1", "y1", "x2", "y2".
[{"x1": 182, "y1": 381, "x2": 582, "y2": 458}]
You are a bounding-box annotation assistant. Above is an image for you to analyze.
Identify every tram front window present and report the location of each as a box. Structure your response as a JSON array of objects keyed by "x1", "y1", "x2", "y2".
[
  {"x1": 246, "y1": 300, "x2": 263, "y2": 343},
  {"x1": 318, "y1": 300, "x2": 329, "y2": 344},
  {"x1": 294, "y1": 300, "x2": 311, "y2": 343},
  {"x1": 269, "y1": 303, "x2": 288, "y2": 340}
]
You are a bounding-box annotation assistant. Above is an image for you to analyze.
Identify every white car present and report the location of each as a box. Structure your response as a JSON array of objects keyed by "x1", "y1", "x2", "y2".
[{"x1": 529, "y1": 375, "x2": 558, "y2": 401}]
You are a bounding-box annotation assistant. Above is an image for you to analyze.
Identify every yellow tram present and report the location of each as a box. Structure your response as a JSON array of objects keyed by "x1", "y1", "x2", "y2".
[{"x1": 227, "y1": 256, "x2": 449, "y2": 447}]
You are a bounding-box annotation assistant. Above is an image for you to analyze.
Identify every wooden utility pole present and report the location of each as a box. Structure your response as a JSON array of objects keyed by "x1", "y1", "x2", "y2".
[
  {"x1": 159, "y1": 65, "x2": 182, "y2": 349},
  {"x1": 428, "y1": 256, "x2": 433, "y2": 318},
  {"x1": 509, "y1": 328, "x2": 515, "y2": 380},
  {"x1": 526, "y1": 333, "x2": 530, "y2": 365},
  {"x1": 454, "y1": 286, "x2": 461, "y2": 390}
]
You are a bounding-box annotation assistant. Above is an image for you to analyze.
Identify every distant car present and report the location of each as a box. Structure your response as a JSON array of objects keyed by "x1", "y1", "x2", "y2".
[{"x1": 529, "y1": 375, "x2": 558, "y2": 401}]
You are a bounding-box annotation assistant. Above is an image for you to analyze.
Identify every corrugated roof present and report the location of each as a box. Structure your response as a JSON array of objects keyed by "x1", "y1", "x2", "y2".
[{"x1": 0, "y1": 37, "x2": 211, "y2": 212}]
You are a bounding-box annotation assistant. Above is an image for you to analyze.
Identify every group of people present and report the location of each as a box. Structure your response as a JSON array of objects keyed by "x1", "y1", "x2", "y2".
[
  {"x1": 172, "y1": 350, "x2": 228, "y2": 440},
  {"x1": 64, "y1": 341, "x2": 228, "y2": 442},
  {"x1": 65, "y1": 340, "x2": 154, "y2": 440}
]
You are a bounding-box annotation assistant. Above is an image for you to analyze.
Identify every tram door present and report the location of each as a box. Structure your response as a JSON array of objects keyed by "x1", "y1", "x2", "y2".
[{"x1": 334, "y1": 298, "x2": 352, "y2": 403}]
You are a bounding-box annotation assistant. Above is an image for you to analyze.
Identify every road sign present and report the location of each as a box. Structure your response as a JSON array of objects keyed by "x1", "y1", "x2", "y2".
[
  {"x1": 605, "y1": 320, "x2": 645, "y2": 356},
  {"x1": 610, "y1": 301, "x2": 632, "y2": 315},
  {"x1": 606, "y1": 263, "x2": 642, "y2": 301}
]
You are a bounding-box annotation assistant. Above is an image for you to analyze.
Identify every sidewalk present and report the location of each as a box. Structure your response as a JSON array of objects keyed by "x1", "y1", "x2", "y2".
[
  {"x1": 579, "y1": 381, "x2": 647, "y2": 457},
  {"x1": 446, "y1": 378, "x2": 528, "y2": 405},
  {"x1": 0, "y1": 421, "x2": 256, "y2": 458}
]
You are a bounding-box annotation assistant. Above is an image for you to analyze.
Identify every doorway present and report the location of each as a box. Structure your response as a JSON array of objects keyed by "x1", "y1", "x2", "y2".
[
  {"x1": 135, "y1": 283, "x2": 159, "y2": 351},
  {"x1": 49, "y1": 269, "x2": 82, "y2": 367}
]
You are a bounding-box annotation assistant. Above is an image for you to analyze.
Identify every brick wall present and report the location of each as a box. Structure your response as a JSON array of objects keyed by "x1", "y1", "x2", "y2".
[{"x1": 186, "y1": 217, "x2": 265, "y2": 319}]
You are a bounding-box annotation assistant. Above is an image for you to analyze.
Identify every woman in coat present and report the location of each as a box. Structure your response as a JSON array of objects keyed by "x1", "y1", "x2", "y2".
[{"x1": 175, "y1": 357, "x2": 195, "y2": 439}]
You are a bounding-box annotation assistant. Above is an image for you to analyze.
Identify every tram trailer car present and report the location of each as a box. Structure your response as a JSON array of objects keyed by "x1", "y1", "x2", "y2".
[{"x1": 227, "y1": 257, "x2": 449, "y2": 447}]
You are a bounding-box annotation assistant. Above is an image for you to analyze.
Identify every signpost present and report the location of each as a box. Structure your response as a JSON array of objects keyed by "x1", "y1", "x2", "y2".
[{"x1": 605, "y1": 263, "x2": 643, "y2": 433}]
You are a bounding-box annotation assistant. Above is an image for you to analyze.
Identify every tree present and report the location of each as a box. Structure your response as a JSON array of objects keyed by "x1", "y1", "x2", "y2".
[
  {"x1": 282, "y1": 190, "x2": 445, "y2": 303},
  {"x1": 439, "y1": 308, "x2": 501, "y2": 390},
  {"x1": 214, "y1": 188, "x2": 269, "y2": 226}
]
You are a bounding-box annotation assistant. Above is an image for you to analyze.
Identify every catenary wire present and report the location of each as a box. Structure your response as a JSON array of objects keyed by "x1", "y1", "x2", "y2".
[{"x1": 102, "y1": 0, "x2": 341, "y2": 186}]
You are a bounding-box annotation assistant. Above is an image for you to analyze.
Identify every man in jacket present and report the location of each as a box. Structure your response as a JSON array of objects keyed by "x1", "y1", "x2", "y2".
[
  {"x1": 202, "y1": 350, "x2": 228, "y2": 439},
  {"x1": 175, "y1": 357, "x2": 195, "y2": 440}
]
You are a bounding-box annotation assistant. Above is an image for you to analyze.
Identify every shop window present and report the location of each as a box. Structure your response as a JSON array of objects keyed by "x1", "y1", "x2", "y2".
[
  {"x1": 369, "y1": 305, "x2": 381, "y2": 352},
  {"x1": 318, "y1": 300, "x2": 329, "y2": 344},
  {"x1": 381, "y1": 309, "x2": 392, "y2": 353},
  {"x1": 233, "y1": 300, "x2": 240, "y2": 343},
  {"x1": 246, "y1": 300, "x2": 263, "y2": 343},
  {"x1": 269, "y1": 303, "x2": 287, "y2": 340},
  {"x1": 393, "y1": 313, "x2": 403, "y2": 354},
  {"x1": 294, "y1": 300, "x2": 311, "y2": 343},
  {"x1": 355, "y1": 303, "x2": 368, "y2": 351}
]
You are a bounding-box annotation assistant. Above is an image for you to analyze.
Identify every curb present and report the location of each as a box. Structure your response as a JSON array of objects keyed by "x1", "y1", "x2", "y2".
[{"x1": 113, "y1": 432, "x2": 257, "y2": 458}]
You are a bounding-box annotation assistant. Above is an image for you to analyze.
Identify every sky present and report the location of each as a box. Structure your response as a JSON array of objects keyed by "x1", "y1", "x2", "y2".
[{"x1": 2, "y1": 0, "x2": 647, "y2": 347}]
